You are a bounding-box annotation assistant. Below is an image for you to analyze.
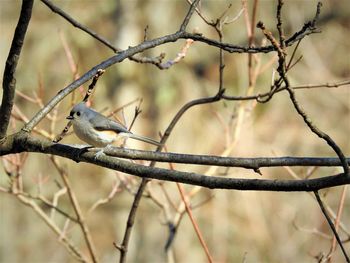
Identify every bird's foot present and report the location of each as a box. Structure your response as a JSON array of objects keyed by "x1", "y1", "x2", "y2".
[
  {"x1": 74, "y1": 146, "x2": 93, "y2": 162},
  {"x1": 94, "y1": 145, "x2": 113, "y2": 160},
  {"x1": 94, "y1": 149, "x2": 105, "y2": 160}
]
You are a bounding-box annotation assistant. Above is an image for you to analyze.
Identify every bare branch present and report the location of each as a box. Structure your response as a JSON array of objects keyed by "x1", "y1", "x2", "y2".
[
  {"x1": 88, "y1": 146, "x2": 350, "y2": 170},
  {"x1": 0, "y1": 0, "x2": 34, "y2": 141},
  {"x1": 179, "y1": 0, "x2": 201, "y2": 32},
  {"x1": 41, "y1": 0, "x2": 118, "y2": 52},
  {"x1": 51, "y1": 157, "x2": 99, "y2": 263},
  {"x1": 257, "y1": 1, "x2": 349, "y2": 176},
  {"x1": 314, "y1": 191, "x2": 350, "y2": 262},
  {"x1": 7, "y1": 134, "x2": 350, "y2": 192}
]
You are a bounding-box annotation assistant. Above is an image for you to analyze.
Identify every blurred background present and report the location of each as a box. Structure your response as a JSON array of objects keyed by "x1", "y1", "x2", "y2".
[{"x1": 1, "y1": 0, "x2": 349, "y2": 262}]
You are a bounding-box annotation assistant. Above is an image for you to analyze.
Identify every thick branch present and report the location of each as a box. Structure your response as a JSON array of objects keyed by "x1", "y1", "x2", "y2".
[
  {"x1": 91, "y1": 146, "x2": 350, "y2": 169},
  {"x1": 8, "y1": 133, "x2": 350, "y2": 192},
  {"x1": 0, "y1": 0, "x2": 34, "y2": 141}
]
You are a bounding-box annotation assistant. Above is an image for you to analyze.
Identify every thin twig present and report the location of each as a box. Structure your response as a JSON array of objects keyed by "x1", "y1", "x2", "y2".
[
  {"x1": 179, "y1": 0, "x2": 201, "y2": 32},
  {"x1": 53, "y1": 69, "x2": 105, "y2": 143},
  {"x1": 41, "y1": 0, "x2": 181, "y2": 70},
  {"x1": 327, "y1": 185, "x2": 348, "y2": 261},
  {"x1": 161, "y1": 143, "x2": 213, "y2": 260},
  {"x1": 50, "y1": 156, "x2": 99, "y2": 263},
  {"x1": 176, "y1": 182, "x2": 214, "y2": 262},
  {"x1": 314, "y1": 191, "x2": 350, "y2": 263},
  {"x1": 41, "y1": 0, "x2": 118, "y2": 52}
]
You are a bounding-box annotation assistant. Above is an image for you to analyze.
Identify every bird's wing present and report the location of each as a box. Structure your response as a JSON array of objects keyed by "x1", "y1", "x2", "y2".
[{"x1": 89, "y1": 110, "x2": 130, "y2": 134}]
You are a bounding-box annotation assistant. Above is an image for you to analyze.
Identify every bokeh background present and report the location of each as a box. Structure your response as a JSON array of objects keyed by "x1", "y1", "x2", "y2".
[{"x1": 1, "y1": 0, "x2": 349, "y2": 262}]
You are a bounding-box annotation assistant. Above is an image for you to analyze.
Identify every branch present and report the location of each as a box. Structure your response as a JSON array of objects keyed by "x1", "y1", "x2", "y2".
[
  {"x1": 14, "y1": 192, "x2": 89, "y2": 262},
  {"x1": 221, "y1": 79, "x2": 350, "y2": 101},
  {"x1": 257, "y1": 0, "x2": 349, "y2": 176},
  {"x1": 41, "y1": 0, "x2": 118, "y2": 52},
  {"x1": 19, "y1": 0, "x2": 322, "y2": 134},
  {"x1": 314, "y1": 191, "x2": 350, "y2": 262},
  {"x1": 179, "y1": 0, "x2": 201, "y2": 31},
  {"x1": 0, "y1": 0, "x2": 34, "y2": 141},
  {"x1": 8, "y1": 133, "x2": 350, "y2": 192},
  {"x1": 118, "y1": 72, "x2": 224, "y2": 263},
  {"x1": 88, "y1": 146, "x2": 350, "y2": 169},
  {"x1": 21, "y1": 31, "x2": 187, "y2": 132},
  {"x1": 40, "y1": 0, "x2": 189, "y2": 70},
  {"x1": 51, "y1": 157, "x2": 99, "y2": 263}
]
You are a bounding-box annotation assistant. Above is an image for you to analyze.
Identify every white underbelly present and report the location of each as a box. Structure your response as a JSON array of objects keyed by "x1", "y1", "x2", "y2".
[{"x1": 72, "y1": 123, "x2": 115, "y2": 147}]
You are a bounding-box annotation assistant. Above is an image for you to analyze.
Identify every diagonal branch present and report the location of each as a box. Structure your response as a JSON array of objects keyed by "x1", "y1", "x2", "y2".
[
  {"x1": 314, "y1": 191, "x2": 350, "y2": 262},
  {"x1": 41, "y1": 0, "x2": 118, "y2": 52},
  {"x1": 51, "y1": 157, "x2": 99, "y2": 263},
  {"x1": 118, "y1": 90, "x2": 224, "y2": 263},
  {"x1": 20, "y1": 0, "x2": 323, "y2": 135},
  {"x1": 21, "y1": 31, "x2": 187, "y2": 132},
  {"x1": 0, "y1": 0, "x2": 34, "y2": 141},
  {"x1": 179, "y1": 0, "x2": 201, "y2": 32}
]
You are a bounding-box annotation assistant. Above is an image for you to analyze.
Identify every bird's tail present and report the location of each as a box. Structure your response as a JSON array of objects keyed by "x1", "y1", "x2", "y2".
[{"x1": 122, "y1": 133, "x2": 162, "y2": 146}]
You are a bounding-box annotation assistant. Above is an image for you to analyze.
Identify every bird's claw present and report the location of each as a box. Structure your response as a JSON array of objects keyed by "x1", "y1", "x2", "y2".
[
  {"x1": 74, "y1": 146, "x2": 92, "y2": 162},
  {"x1": 94, "y1": 149, "x2": 105, "y2": 160}
]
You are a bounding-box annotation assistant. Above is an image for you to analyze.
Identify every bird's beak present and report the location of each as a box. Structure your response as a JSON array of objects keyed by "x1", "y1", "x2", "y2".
[{"x1": 66, "y1": 115, "x2": 74, "y2": 120}]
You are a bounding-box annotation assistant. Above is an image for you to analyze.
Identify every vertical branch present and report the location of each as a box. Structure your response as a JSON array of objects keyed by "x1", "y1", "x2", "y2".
[
  {"x1": 0, "y1": 0, "x2": 34, "y2": 141},
  {"x1": 276, "y1": 0, "x2": 285, "y2": 51},
  {"x1": 248, "y1": 0, "x2": 259, "y2": 88},
  {"x1": 314, "y1": 191, "x2": 349, "y2": 263},
  {"x1": 117, "y1": 178, "x2": 148, "y2": 263}
]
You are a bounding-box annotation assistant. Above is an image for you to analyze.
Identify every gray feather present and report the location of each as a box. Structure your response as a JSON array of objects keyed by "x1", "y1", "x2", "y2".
[
  {"x1": 71, "y1": 103, "x2": 130, "y2": 134},
  {"x1": 70, "y1": 103, "x2": 161, "y2": 146}
]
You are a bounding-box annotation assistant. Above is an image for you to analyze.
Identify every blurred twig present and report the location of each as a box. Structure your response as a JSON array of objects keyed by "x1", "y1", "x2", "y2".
[
  {"x1": 314, "y1": 191, "x2": 350, "y2": 263},
  {"x1": 50, "y1": 156, "x2": 99, "y2": 263},
  {"x1": 326, "y1": 185, "x2": 348, "y2": 262},
  {"x1": 162, "y1": 143, "x2": 213, "y2": 262}
]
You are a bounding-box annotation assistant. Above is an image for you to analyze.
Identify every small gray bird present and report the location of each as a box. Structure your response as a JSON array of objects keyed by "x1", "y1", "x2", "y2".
[{"x1": 66, "y1": 102, "x2": 161, "y2": 148}]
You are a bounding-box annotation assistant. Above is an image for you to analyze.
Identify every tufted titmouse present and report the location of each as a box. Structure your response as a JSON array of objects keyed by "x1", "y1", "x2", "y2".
[{"x1": 66, "y1": 102, "x2": 161, "y2": 148}]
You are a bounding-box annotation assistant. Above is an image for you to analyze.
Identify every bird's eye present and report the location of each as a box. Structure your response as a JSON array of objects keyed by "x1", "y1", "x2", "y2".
[{"x1": 76, "y1": 111, "x2": 81, "y2": 116}]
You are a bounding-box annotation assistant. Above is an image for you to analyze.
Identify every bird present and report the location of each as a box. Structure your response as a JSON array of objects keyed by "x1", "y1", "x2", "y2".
[{"x1": 66, "y1": 102, "x2": 161, "y2": 151}]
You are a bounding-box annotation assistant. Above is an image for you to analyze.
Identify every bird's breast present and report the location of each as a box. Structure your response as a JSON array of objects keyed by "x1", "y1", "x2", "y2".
[{"x1": 72, "y1": 122, "x2": 116, "y2": 147}]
